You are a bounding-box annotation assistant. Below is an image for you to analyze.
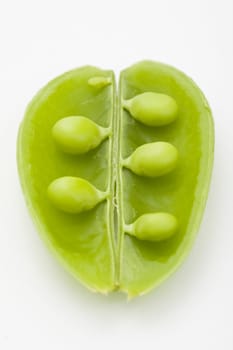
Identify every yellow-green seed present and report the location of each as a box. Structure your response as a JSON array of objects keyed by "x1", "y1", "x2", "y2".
[
  {"x1": 88, "y1": 76, "x2": 112, "y2": 89},
  {"x1": 52, "y1": 116, "x2": 110, "y2": 154},
  {"x1": 47, "y1": 177, "x2": 107, "y2": 214},
  {"x1": 122, "y1": 142, "x2": 178, "y2": 177},
  {"x1": 123, "y1": 92, "x2": 178, "y2": 126},
  {"x1": 125, "y1": 213, "x2": 178, "y2": 241}
]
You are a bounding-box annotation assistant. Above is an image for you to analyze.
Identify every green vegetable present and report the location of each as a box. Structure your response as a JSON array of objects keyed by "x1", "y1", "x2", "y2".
[
  {"x1": 17, "y1": 61, "x2": 214, "y2": 297},
  {"x1": 123, "y1": 92, "x2": 178, "y2": 126},
  {"x1": 125, "y1": 213, "x2": 178, "y2": 242},
  {"x1": 52, "y1": 116, "x2": 110, "y2": 154},
  {"x1": 122, "y1": 142, "x2": 178, "y2": 177},
  {"x1": 47, "y1": 177, "x2": 107, "y2": 214}
]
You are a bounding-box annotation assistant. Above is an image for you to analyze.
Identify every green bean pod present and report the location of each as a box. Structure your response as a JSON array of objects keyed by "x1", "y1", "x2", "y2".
[{"x1": 17, "y1": 61, "x2": 214, "y2": 297}]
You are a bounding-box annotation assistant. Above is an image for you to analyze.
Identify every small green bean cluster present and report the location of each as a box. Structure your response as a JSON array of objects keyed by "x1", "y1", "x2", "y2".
[
  {"x1": 48, "y1": 114, "x2": 110, "y2": 213},
  {"x1": 48, "y1": 77, "x2": 112, "y2": 215},
  {"x1": 122, "y1": 92, "x2": 179, "y2": 241},
  {"x1": 48, "y1": 85, "x2": 179, "y2": 241}
]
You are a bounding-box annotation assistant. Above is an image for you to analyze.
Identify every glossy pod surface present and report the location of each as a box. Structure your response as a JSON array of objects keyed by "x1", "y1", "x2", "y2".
[{"x1": 17, "y1": 61, "x2": 214, "y2": 297}]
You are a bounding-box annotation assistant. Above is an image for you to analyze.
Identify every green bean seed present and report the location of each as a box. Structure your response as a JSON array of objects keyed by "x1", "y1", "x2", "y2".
[
  {"x1": 88, "y1": 76, "x2": 112, "y2": 88},
  {"x1": 123, "y1": 92, "x2": 178, "y2": 126},
  {"x1": 122, "y1": 142, "x2": 178, "y2": 177},
  {"x1": 52, "y1": 116, "x2": 110, "y2": 154},
  {"x1": 47, "y1": 177, "x2": 107, "y2": 214},
  {"x1": 125, "y1": 213, "x2": 178, "y2": 241}
]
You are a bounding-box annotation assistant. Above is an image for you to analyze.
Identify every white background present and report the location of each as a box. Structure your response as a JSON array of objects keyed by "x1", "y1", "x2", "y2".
[{"x1": 0, "y1": 0, "x2": 233, "y2": 349}]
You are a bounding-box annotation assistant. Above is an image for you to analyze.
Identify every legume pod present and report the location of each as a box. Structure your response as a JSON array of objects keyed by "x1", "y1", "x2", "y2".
[{"x1": 17, "y1": 61, "x2": 214, "y2": 297}]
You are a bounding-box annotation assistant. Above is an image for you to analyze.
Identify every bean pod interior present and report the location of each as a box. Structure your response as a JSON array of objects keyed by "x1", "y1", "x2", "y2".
[{"x1": 17, "y1": 61, "x2": 214, "y2": 297}]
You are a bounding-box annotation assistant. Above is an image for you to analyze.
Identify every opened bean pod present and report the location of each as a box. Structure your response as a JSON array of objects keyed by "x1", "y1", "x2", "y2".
[{"x1": 17, "y1": 61, "x2": 214, "y2": 297}]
